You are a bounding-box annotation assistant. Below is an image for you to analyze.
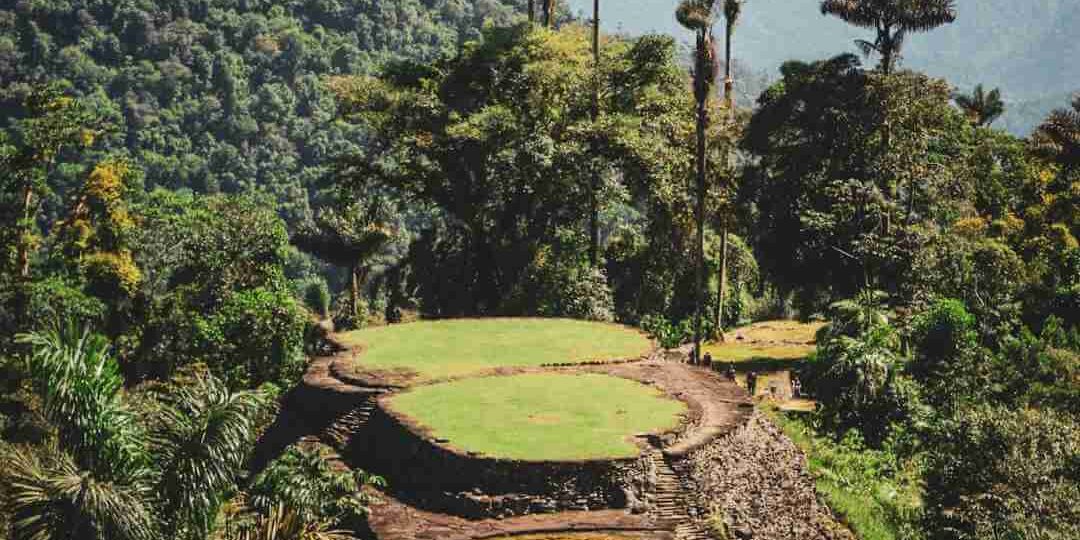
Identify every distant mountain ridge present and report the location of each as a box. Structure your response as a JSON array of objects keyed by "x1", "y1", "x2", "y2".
[{"x1": 568, "y1": 0, "x2": 1079, "y2": 135}]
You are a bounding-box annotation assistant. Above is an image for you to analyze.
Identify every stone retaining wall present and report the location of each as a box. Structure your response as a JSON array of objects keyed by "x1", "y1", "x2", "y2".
[{"x1": 344, "y1": 403, "x2": 650, "y2": 519}]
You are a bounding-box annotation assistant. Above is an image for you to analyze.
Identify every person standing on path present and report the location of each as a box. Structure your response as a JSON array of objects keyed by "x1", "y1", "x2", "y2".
[{"x1": 746, "y1": 371, "x2": 758, "y2": 397}]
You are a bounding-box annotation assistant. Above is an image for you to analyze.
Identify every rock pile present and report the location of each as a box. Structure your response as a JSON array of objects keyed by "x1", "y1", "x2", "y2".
[{"x1": 686, "y1": 413, "x2": 855, "y2": 540}]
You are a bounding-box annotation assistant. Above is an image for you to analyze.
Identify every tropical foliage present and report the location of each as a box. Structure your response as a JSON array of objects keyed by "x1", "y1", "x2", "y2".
[{"x1": 0, "y1": 1, "x2": 1077, "y2": 539}]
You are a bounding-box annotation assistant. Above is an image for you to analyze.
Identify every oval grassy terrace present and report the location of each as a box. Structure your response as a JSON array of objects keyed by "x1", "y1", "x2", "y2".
[
  {"x1": 339, "y1": 318, "x2": 653, "y2": 381},
  {"x1": 386, "y1": 372, "x2": 687, "y2": 461}
]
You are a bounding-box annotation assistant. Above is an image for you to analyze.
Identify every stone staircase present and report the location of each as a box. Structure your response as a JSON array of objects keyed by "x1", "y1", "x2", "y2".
[
  {"x1": 321, "y1": 398, "x2": 379, "y2": 449},
  {"x1": 650, "y1": 449, "x2": 711, "y2": 540},
  {"x1": 295, "y1": 397, "x2": 379, "y2": 472}
]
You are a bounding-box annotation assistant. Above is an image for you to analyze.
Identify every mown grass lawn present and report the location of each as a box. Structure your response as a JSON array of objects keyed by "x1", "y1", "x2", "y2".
[
  {"x1": 704, "y1": 320, "x2": 824, "y2": 364},
  {"x1": 340, "y1": 318, "x2": 651, "y2": 380},
  {"x1": 387, "y1": 373, "x2": 686, "y2": 460}
]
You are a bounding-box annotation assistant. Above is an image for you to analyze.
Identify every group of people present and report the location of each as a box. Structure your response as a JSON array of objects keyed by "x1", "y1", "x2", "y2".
[{"x1": 686, "y1": 350, "x2": 803, "y2": 400}]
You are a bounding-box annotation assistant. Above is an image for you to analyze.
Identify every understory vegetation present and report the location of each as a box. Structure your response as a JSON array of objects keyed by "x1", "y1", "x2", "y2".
[
  {"x1": 767, "y1": 408, "x2": 923, "y2": 540},
  {"x1": 1, "y1": 0, "x2": 1077, "y2": 539}
]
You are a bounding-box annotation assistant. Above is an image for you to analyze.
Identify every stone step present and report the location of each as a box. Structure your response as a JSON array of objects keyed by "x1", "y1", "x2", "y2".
[{"x1": 646, "y1": 449, "x2": 711, "y2": 540}]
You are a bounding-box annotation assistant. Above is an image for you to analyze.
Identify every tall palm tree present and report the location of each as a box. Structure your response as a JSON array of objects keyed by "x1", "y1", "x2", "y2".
[
  {"x1": 1033, "y1": 94, "x2": 1080, "y2": 173},
  {"x1": 677, "y1": 0, "x2": 719, "y2": 363},
  {"x1": 820, "y1": 0, "x2": 957, "y2": 75},
  {"x1": 954, "y1": 84, "x2": 1005, "y2": 127},
  {"x1": 715, "y1": 0, "x2": 743, "y2": 339},
  {"x1": 151, "y1": 372, "x2": 273, "y2": 540}
]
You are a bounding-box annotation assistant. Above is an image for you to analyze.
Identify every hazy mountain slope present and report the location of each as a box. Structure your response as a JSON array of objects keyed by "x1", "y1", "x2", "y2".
[{"x1": 568, "y1": 0, "x2": 1079, "y2": 134}]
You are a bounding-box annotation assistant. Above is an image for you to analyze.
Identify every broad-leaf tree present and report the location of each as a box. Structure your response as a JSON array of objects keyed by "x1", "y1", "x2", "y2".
[
  {"x1": 331, "y1": 25, "x2": 704, "y2": 319},
  {"x1": 0, "y1": 85, "x2": 97, "y2": 329}
]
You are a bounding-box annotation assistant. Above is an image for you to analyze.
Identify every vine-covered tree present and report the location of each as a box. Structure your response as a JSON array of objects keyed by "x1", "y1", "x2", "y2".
[{"x1": 331, "y1": 24, "x2": 708, "y2": 321}]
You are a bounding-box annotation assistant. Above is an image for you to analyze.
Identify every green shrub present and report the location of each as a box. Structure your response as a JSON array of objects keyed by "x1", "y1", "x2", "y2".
[
  {"x1": 332, "y1": 293, "x2": 366, "y2": 331},
  {"x1": 640, "y1": 314, "x2": 683, "y2": 349},
  {"x1": 922, "y1": 405, "x2": 1080, "y2": 540},
  {"x1": 809, "y1": 324, "x2": 924, "y2": 445},
  {"x1": 195, "y1": 287, "x2": 308, "y2": 389},
  {"x1": 296, "y1": 278, "x2": 331, "y2": 318},
  {"x1": 769, "y1": 409, "x2": 925, "y2": 540},
  {"x1": 24, "y1": 277, "x2": 106, "y2": 331},
  {"x1": 639, "y1": 314, "x2": 714, "y2": 349},
  {"x1": 249, "y1": 443, "x2": 385, "y2": 528},
  {"x1": 513, "y1": 245, "x2": 616, "y2": 322}
]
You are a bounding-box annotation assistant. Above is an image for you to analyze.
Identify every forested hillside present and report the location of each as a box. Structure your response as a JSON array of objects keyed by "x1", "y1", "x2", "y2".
[
  {"x1": 567, "y1": 0, "x2": 1080, "y2": 134},
  {"x1": 0, "y1": 2, "x2": 1077, "y2": 540},
  {"x1": 0, "y1": 0, "x2": 523, "y2": 220}
]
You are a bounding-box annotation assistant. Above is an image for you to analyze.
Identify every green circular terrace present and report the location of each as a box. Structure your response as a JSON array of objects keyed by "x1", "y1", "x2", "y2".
[
  {"x1": 386, "y1": 373, "x2": 687, "y2": 461},
  {"x1": 340, "y1": 318, "x2": 652, "y2": 381}
]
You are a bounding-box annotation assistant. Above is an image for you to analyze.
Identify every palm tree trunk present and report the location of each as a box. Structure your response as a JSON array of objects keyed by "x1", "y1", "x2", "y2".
[
  {"x1": 528, "y1": 0, "x2": 535, "y2": 23},
  {"x1": 589, "y1": 0, "x2": 600, "y2": 266},
  {"x1": 724, "y1": 19, "x2": 734, "y2": 115},
  {"x1": 17, "y1": 183, "x2": 33, "y2": 279},
  {"x1": 880, "y1": 33, "x2": 895, "y2": 227},
  {"x1": 716, "y1": 229, "x2": 728, "y2": 338},
  {"x1": 692, "y1": 29, "x2": 708, "y2": 365},
  {"x1": 716, "y1": 14, "x2": 736, "y2": 342},
  {"x1": 881, "y1": 42, "x2": 894, "y2": 76},
  {"x1": 543, "y1": 0, "x2": 556, "y2": 27},
  {"x1": 350, "y1": 263, "x2": 360, "y2": 321}
]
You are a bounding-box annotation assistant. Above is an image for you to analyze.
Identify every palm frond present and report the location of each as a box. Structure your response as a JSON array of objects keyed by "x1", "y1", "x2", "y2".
[
  {"x1": 854, "y1": 39, "x2": 879, "y2": 58},
  {"x1": 1033, "y1": 95, "x2": 1080, "y2": 169},
  {"x1": 151, "y1": 372, "x2": 273, "y2": 538},
  {"x1": 723, "y1": 0, "x2": 743, "y2": 23},
  {"x1": 15, "y1": 323, "x2": 149, "y2": 483},
  {"x1": 292, "y1": 203, "x2": 395, "y2": 268},
  {"x1": 676, "y1": 0, "x2": 715, "y2": 31},
  {"x1": 899, "y1": 0, "x2": 957, "y2": 32},
  {"x1": 236, "y1": 505, "x2": 352, "y2": 540},
  {"x1": 1, "y1": 443, "x2": 156, "y2": 540},
  {"x1": 820, "y1": 0, "x2": 878, "y2": 28}
]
